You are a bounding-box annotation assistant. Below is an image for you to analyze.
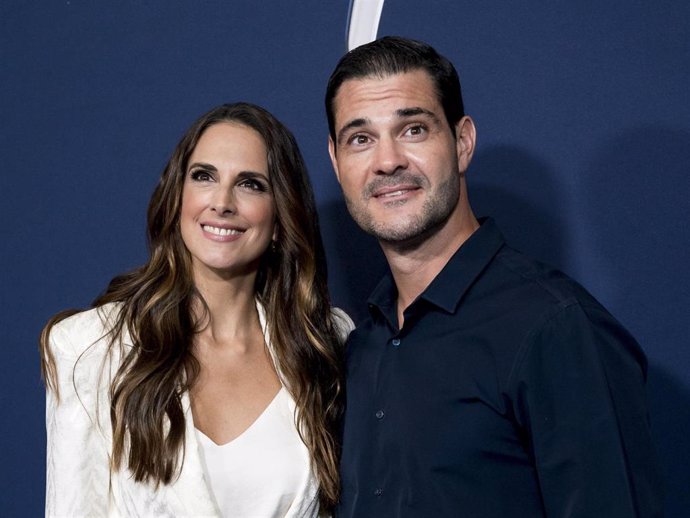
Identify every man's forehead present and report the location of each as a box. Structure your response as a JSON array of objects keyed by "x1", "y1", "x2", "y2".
[{"x1": 333, "y1": 69, "x2": 440, "y2": 121}]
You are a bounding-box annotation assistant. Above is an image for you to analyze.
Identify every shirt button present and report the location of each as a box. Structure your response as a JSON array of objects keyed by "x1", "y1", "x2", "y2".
[
  {"x1": 375, "y1": 410, "x2": 385, "y2": 419},
  {"x1": 391, "y1": 338, "x2": 401, "y2": 347},
  {"x1": 374, "y1": 488, "x2": 383, "y2": 496}
]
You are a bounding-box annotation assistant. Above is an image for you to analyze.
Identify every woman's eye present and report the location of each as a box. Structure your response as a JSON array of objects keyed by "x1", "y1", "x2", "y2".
[
  {"x1": 238, "y1": 178, "x2": 267, "y2": 192},
  {"x1": 190, "y1": 170, "x2": 212, "y2": 182}
]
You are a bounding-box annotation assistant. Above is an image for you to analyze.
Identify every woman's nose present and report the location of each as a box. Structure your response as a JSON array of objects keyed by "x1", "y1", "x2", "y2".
[{"x1": 211, "y1": 187, "x2": 236, "y2": 215}]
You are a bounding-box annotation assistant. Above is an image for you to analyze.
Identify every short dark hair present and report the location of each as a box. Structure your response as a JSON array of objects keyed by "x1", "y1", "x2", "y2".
[{"x1": 325, "y1": 36, "x2": 465, "y2": 140}]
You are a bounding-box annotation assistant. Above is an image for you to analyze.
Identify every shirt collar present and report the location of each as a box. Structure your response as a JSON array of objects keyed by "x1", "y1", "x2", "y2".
[{"x1": 368, "y1": 218, "x2": 505, "y2": 319}]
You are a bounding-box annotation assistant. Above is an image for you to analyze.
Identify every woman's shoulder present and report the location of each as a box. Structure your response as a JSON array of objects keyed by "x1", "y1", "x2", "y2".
[
  {"x1": 49, "y1": 302, "x2": 125, "y2": 358},
  {"x1": 255, "y1": 299, "x2": 355, "y2": 341},
  {"x1": 331, "y1": 307, "x2": 355, "y2": 342}
]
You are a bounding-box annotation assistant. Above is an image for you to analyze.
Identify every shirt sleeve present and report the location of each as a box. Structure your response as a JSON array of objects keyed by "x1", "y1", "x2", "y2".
[
  {"x1": 512, "y1": 301, "x2": 663, "y2": 518},
  {"x1": 45, "y1": 323, "x2": 112, "y2": 518}
]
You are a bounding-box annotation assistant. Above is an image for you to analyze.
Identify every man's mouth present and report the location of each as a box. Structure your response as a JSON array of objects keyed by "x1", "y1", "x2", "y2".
[
  {"x1": 372, "y1": 185, "x2": 420, "y2": 199},
  {"x1": 375, "y1": 188, "x2": 415, "y2": 198}
]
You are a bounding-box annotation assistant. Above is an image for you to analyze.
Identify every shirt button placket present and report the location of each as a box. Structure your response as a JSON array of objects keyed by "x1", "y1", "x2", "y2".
[{"x1": 373, "y1": 334, "x2": 394, "y2": 505}]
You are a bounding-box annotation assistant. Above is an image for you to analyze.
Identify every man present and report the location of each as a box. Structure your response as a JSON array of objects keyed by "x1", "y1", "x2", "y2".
[{"x1": 325, "y1": 36, "x2": 662, "y2": 517}]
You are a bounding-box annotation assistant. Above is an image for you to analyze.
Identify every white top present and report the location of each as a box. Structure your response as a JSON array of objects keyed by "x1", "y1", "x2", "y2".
[
  {"x1": 195, "y1": 387, "x2": 313, "y2": 517},
  {"x1": 45, "y1": 301, "x2": 354, "y2": 518}
]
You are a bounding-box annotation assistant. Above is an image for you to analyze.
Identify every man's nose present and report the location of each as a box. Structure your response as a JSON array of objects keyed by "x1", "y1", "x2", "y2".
[{"x1": 372, "y1": 137, "x2": 408, "y2": 175}]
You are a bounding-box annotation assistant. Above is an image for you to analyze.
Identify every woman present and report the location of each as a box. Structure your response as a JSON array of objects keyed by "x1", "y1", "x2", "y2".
[{"x1": 40, "y1": 103, "x2": 353, "y2": 517}]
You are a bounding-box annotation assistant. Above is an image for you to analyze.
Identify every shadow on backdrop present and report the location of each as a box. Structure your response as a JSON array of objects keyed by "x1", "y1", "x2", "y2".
[
  {"x1": 320, "y1": 199, "x2": 387, "y2": 325},
  {"x1": 579, "y1": 127, "x2": 690, "y2": 317},
  {"x1": 469, "y1": 144, "x2": 571, "y2": 274},
  {"x1": 581, "y1": 126, "x2": 690, "y2": 517}
]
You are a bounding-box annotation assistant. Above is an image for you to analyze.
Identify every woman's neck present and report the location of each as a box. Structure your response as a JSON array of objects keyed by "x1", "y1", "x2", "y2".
[{"x1": 192, "y1": 269, "x2": 261, "y2": 349}]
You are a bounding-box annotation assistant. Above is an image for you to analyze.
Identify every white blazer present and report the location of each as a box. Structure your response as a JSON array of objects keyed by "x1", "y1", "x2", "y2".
[{"x1": 45, "y1": 301, "x2": 353, "y2": 518}]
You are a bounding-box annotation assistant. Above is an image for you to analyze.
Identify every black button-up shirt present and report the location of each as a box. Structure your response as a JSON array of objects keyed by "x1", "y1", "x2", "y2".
[{"x1": 337, "y1": 219, "x2": 662, "y2": 517}]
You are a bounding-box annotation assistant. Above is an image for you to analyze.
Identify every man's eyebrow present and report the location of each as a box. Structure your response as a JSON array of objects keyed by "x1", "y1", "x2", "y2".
[
  {"x1": 336, "y1": 117, "x2": 369, "y2": 146},
  {"x1": 396, "y1": 107, "x2": 442, "y2": 124},
  {"x1": 336, "y1": 107, "x2": 444, "y2": 145}
]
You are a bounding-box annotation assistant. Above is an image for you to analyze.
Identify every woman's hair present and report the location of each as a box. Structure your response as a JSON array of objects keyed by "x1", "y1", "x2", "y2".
[{"x1": 40, "y1": 103, "x2": 345, "y2": 509}]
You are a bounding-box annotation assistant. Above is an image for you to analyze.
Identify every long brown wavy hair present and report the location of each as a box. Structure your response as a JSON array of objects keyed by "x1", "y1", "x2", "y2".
[{"x1": 39, "y1": 103, "x2": 345, "y2": 509}]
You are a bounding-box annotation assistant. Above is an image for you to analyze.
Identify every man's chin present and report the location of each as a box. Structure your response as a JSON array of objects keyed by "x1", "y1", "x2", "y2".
[{"x1": 367, "y1": 221, "x2": 429, "y2": 248}]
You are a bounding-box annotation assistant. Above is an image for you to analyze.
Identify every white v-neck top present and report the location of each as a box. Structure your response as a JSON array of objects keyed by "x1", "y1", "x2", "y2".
[
  {"x1": 195, "y1": 387, "x2": 314, "y2": 517},
  {"x1": 45, "y1": 302, "x2": 353, "y2": 517}
]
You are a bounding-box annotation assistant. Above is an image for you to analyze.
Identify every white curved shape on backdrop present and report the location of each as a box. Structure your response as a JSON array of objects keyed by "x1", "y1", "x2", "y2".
[{"x1": 347, "y1": 0, "x2": 385, "y2": 51}]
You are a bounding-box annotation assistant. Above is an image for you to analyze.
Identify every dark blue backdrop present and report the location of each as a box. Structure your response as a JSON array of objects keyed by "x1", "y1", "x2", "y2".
[{"x1": 2, "y1": 1, "x2": 688, "y2": 516}]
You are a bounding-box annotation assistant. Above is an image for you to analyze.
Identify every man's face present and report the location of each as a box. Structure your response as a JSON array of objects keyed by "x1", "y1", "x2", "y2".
[{"x1": 328, "y1": 69, "x2": 472, "y2": 245}]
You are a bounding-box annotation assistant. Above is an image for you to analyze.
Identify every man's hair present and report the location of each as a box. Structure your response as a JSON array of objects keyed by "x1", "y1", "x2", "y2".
[{"x1": 325, "y1": 36, "x2": 465, "y2": 140}]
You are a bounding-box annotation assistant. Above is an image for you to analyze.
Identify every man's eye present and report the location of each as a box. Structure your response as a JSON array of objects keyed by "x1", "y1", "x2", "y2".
[
  {"x1": 406, "y1": 125, "x2": 426, "y2": 136},
  {"x1": 190, "y1": 170, "x2": 212, "y2": 181},
  {"x1": 350, "y1": 134, "x2": 370, "y2": 145}
]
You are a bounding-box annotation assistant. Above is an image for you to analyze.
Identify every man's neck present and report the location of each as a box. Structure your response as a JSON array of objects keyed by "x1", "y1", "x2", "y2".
[{"x1": 382, "y1": 211, "x2": 479, "y2": 328}]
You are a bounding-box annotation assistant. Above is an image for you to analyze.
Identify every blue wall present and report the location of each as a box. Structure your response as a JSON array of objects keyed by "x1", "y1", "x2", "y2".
[{"x1": 2, "y1": 1, "x2": 688, "y2": 515}]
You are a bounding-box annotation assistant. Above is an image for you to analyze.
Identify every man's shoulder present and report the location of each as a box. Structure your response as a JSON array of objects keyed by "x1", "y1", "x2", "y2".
[
  {"x1": 489, "y1": 244, "x2": 601, "y2": 311},
  {"x1": 344, "y1": 310, "x2": 377, "y2": 343},
  {"x1": 486, "y1": 245, "x2": 637, "y2": 350}
]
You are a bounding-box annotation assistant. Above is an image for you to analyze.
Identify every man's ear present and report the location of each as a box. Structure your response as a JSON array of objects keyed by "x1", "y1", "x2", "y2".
[
  {"x1": 328, "y1": 136, "x2": 341, "y2": 183},
  {"x1": 455, "y1": 115, "x2": 477, "y2": 173}
]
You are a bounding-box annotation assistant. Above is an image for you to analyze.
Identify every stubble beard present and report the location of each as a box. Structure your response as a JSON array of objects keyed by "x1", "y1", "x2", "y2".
[{"x1": 344, "y1": 171, "x2": 461, "y2": 247}]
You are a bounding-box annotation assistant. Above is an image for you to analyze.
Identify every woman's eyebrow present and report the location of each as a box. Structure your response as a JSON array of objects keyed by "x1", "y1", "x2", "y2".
[
  {"x1": 236, "y1": 170, "x2": 270, "y2": 180},
  {"x1": 187, "y1": 162, "x2": 217, "y2": 171}
]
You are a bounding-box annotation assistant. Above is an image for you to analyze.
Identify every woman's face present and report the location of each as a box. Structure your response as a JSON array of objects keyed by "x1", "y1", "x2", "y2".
[{"x1": 180, "y1": 122, "x2": 276, "y2": 281}]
